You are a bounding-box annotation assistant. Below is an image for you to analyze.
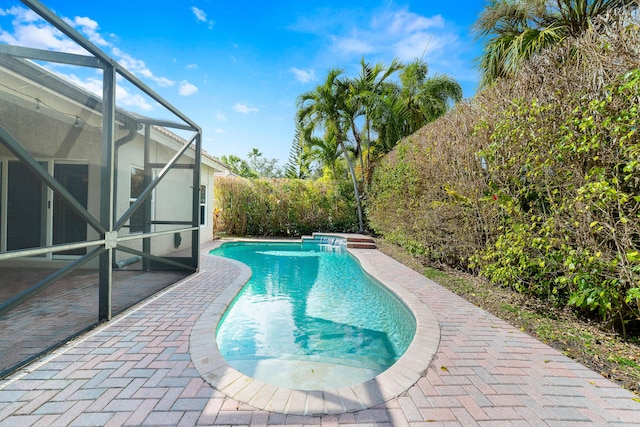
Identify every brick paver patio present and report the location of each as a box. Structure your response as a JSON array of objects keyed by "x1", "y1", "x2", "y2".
[{"x1": 0, "y1": 240, "x2": 638, "y2": 426}]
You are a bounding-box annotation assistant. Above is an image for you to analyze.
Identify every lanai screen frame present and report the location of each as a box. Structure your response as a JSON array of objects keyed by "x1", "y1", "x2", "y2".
[{"x1": 0, "y1": 0, "x2": 202, "y2": 322}]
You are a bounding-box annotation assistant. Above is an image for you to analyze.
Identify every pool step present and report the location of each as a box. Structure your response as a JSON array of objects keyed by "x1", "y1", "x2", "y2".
[
  {"x1": 304, "y1": 233, "x2": 377, "y2": 250},
  {"x1": 347, "y1": 241, "x2": 377, "y2": 250}
]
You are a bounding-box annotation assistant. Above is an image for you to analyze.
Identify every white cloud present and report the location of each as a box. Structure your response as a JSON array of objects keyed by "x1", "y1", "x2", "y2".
[
  {"x1": 115, "y1": 87, "x2": 154, "y2": 111},
  {"x1": 1, "y1": 6, "x2": 41, "y2": 24},
  {"x1": 191, "y1": 6, "x2": 214, "y2": 29},
  {"x1": 290, "y1": 67, "x2": 316, "y2": 83},
  {"x1": 111, "y1": 47, "x2": 175, "y2": 87},
  {"x1": 0, "y1": 6, "x2": 87, "y2": 54},
  {"x1": 191, "y1": 6, "x2": 207, "y2": 22},
  {"x1": 64, "y1": 16, "x2": 109, "y2": 47},
  {"x1": 375, "y1": 9, "x2": 449, "y2": 61},
  {"x1": 179, "y1": 80, "x2": 198, "y2": 96},
  {"x1": 63, "y1": 73, "x2": 103, "y2": 96},
  {"x1": 152, "y1": 76, "x2": 175, "y2": 87},
  {"x1": 186, "y1": 63, "x2": 198, "y2": 69},
  {"x1": 215, "y1": 128, "x2": 225, "y2": 133},
  {"x1": 297, "y1": 5, "x2": 455, "y2": 64},
  {"x1": 233, "y1": 102, "x2": 258, "y2": 114},
  {"x1": 380, "y1": 10, "x2": 444, "y2": 35},
  {"x1": 332, "y1": 36, "x2": 373, "y2": 56},
  {"x1": 393, "y1": 32, "x2": 450, "y2": 61},
  {"x1": 64, "y1": 72, "x2": 154, "y2": 111},
  {"x1": 0, "y1": 6, "x2": 177, "y2": 94},
  {"x1": 215, "y1": 111, "x2": 227, "y2": 121}
]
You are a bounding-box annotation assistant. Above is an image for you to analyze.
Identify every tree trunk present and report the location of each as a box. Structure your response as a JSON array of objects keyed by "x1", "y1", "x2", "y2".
[
  {"x1": 339, "y1": 141, "x2": 364, "y2": 233},
  {"x1": 350, "y1": 119, "x2": 366, "y2": 183}
]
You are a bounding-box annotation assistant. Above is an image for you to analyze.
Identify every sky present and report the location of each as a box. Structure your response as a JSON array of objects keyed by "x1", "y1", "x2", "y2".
[{"x1": 0, "y1": 0, "x2": 487, "y2": 166}]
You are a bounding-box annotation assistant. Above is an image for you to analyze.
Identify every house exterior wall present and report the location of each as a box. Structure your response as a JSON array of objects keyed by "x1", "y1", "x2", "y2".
[
  {"x1": 200, "y1": 160, "x2": 218, "y2": 242},
  {"x1": 0, "y1": 0, "x2": 230, "y2": 378},
  {"x1": 0, "y1": 60, "x2": 227, "y2": 268}
]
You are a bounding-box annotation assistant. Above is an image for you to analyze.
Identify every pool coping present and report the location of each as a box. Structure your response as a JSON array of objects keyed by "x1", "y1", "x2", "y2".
[{"x1": 189, "y1": 238, "x2": 441, "y2": 416}]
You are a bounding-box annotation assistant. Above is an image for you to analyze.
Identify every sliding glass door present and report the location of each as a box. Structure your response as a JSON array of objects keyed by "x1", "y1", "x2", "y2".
[
  {"x1": 2, "y1": 160, "x2": 88, "y2": 255},
  {"x1": 53, "y1": 163, "x2": 88, "y2": 256},
  {"x1": 6, "y1": 161, "x2": 46, "y2": 251}
]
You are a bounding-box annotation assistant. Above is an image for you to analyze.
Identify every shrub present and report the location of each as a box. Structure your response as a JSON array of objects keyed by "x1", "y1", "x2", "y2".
[
  {"x1": 367, "y1": 110, "x2": 490, "y2": 270},
  {"x1": 214, "y1": 176, "x2": 358, "y2": 237},
  {"x1": 475, "y1": 70, "x2": 639, "y2": 328},
  {"x1": 367, "y1": 10, "x2": 640, "y2": 335}
]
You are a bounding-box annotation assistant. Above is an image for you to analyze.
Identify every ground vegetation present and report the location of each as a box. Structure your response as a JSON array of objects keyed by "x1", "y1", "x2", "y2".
[
  {"x1": 377, "y1": 239, "x2": 640, "y2": 395},
  {"x1": 367, "y1": 8, "x2": 640, "y2": 338}
]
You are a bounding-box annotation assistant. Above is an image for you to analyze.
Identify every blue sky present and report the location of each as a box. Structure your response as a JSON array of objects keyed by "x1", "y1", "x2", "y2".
[{"x1": 0, "y1": 0, "x2": 486, "y2": 165}]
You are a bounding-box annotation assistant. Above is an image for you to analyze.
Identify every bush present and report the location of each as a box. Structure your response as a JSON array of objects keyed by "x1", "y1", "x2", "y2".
[
  {"x1": 367, "y1": 109, "x2": 490, "y2": 270},
  {"x1": 475, "y1": 70, "x2": 640, "y2": 332},
  {"x1": 366, "y1": 10, "x2": 640, "y2": 336},
  {"x1": 214, "y1": 176, "x2": 358, "y2": 237}
]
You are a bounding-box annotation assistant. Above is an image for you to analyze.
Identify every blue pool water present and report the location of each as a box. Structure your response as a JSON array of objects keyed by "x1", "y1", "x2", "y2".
[{"x1": 210, "y1": 240, "x2": 416, "y2": 389}]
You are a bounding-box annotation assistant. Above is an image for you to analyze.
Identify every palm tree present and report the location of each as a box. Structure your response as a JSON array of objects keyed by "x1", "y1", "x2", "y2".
[
  {"x1": 346, "y1": 58, "x2": 404, "y2": 181},
  {"x1": 304, "y1": 132, "x2": 343, "y2": 180},
  {"x1": 369, "y1": 87, "x2": 407, "y2": 155},
  {"x1": 367, "y1": 58, "x2": 461, "y2": 154},
  {"x1": 398, "y1": 59, "x2": 463, "y2": 135},
  {"x1": 474, "y1": 0, "x2": 638, "y2": 87},
  {"x1": 296, "y1": 69, "x2": 365, "y2": 232}
]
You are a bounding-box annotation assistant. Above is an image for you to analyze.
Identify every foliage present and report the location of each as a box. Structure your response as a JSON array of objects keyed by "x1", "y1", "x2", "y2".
[
  {"x1": 397, "y1": 59, "x2": 463, "y2": 135},
  {"x1": 284, "y1": 125, "x2": 311, "y2": 179},
  {"x1": 218, "y1": 154, "x2": 258, "y2": 178},
  {"x1": 292, "y1": 58, "x2": 462, "y2": 198},
  {"x1": 219, "y1": 149, "x2": 283, "y2": 178},
  {"x1": 473, "y1": 0, "x2": 638, "y2": 87},
  {"x1": 367, "y1": 106, "x2": 490, "y2": 270},
  {"x1": 296, "y1": 68, "x2": 365, "y2": 232},
  {"x1": 214, "y1": 176, "x2": 357, "y2": 237},
  {"x1": 345, "y1": 58, "x2": 404, "y2": 181},
  {"x1": 474, "y1": 70, "x2": 640, "y2": 333},
  {"x1": 246, "y1": 148, "x2": 284, "y2": 178},
  {"x1": 367, "y1": 9, "x2": 640, "y2": 336}
]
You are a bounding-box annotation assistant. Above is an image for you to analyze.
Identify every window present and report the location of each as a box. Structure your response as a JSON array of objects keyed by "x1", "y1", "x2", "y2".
[
  {"x1": 129, "y1": 166, "x2": 145, "y2": 233},
  {"x1": 199, "y1": 185, "x2": 207, "y2": 226}
]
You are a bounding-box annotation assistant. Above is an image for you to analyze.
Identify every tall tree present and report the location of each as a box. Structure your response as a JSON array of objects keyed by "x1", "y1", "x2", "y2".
[
  {"x1": 218, "y1": 154, "x2": 258, "y2": 178},
  {"x1": 398, "y1": 58, "x2": 463, "y2": 136},
  {"x1": 296, "y1": 69, "x2": 364, "y2": 232},
  {"x1": 246, "y1": 148, "x2": 283, "y2": 178},
  {"x1": 284, "y1": 125, "x2": 310, "y2": 179},
  {"x1": 346, "y1": 58, "x2": 404, "y2": 181},
  {"x1": 305, "y1": 132, "x2": 343, "y2": 180},
  {"x1": 368, "y1": 59, "x2": 462, "y2": 155},
  {"x1": 369, "y1": 87, "x2": 407, "y2": 155},
  {"x1": 474, "y1": 0, "x2": 638, "y2": 87},
  {"x1": 219, "y1": 149, "x2": 283, "y2": 178}
]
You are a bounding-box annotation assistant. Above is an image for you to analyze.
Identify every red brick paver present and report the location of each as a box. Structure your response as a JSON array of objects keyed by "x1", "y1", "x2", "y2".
[{"x1": 0, "y1": 240, "x2": 638, "y2": 426}]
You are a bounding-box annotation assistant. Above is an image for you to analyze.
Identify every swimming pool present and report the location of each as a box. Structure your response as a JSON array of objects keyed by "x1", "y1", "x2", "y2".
[{"x1": 210, "y1": 240, "x2": 416, "y2": 390}]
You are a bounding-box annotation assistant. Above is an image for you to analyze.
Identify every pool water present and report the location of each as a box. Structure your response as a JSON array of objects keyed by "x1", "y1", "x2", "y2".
[{"x1": 210, "y1": 241, "x2": 416, "y2": 390}]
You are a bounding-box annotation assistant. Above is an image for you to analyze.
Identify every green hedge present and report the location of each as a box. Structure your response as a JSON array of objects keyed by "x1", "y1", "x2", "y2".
[
  {"x1": 367, "y1": 17, "x2": 640, "y2": 335},
  {"x1": 473, "y1": 72, "x2": 640, "y2": 333},
  {"x1": 366, "y1": 111, "x2": 490, "y2": 269},
  {"x1": 214, "y1": 176, "x2": 358, "y2": 237}
]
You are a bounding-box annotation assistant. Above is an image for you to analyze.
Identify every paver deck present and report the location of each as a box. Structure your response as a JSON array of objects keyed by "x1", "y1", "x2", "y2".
[{"x1": 1, "y1": 239, "x2": 638, "y2": 426}]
